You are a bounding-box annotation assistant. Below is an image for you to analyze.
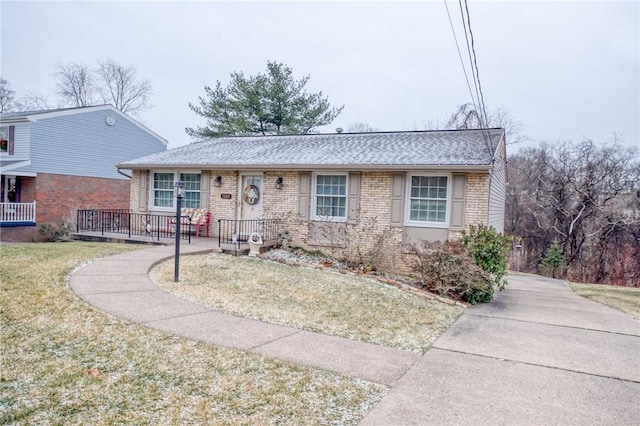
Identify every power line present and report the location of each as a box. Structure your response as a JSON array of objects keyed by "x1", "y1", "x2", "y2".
[
  {"x1": 463, "y1": 0, "x2": 490, "y2": 129},
  {"x1": 443, "y1": 0, "x2": 478, "y2": 111},
  {"x1": 457, "y1": 0, "x2": 484, "y2": 128},
  {"x1": 454, "y1": 0, "x2": 498, "y2": 162}
]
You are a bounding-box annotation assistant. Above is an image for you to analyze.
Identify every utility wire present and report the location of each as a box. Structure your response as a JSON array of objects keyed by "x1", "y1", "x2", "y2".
[
  {"x1": 457, "y1": 0, "x2": 483, "y2": 127},
  {"x1": 456, "y1": 0, "x2": 497, "y2": 162},
  {"x1": 443, "y1": 0, "x2": 478, "y2": 111},
  {"x1": 463, "y1": 0, "x2": 490, "y2": 129}
]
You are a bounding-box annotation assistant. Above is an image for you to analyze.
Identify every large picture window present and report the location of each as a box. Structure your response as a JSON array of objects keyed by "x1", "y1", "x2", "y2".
[
  {"x1": 314, "y1": 174, "x2": 347, "y2": 220},
  {"x1": 407, "y1": 175, "x2": 449, "y2": 226},
  {"x1": 151, "y1": 171, "x2": 201, "y2": 210}
]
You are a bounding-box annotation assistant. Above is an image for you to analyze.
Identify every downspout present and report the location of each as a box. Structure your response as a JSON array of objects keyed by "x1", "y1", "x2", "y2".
[{"x1": 116, "y1": 167, "x2": 132, "y2": 179}]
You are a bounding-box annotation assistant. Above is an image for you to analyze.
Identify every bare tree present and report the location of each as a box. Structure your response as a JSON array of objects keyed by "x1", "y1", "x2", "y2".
[
  {"x1": 96, "y1": 60, "x2": 151, "y2": 114},
  {"x1": 55, "y1": 62, "x2": 95, "y2": 107},
  {"x1": 506, "y1": 138, "x2": 640, "y2": 284},
  {"x1": 17, "y1": 92, "x2": 54, "y2": 110},
  {"x1": 0, "y1": 77, "x2": 17, "y2": 112},
  {"x1": 345, "y1": 122, "x2": 379, "y2": 133},
  {"x1": 443, "y1": 103, "x2": 527, "y2": 145}
]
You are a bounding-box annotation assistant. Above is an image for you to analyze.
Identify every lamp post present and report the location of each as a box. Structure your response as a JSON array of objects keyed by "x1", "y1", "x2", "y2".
[{"x1": 174, "y1": 180, "x2": 186, "y2": 282}]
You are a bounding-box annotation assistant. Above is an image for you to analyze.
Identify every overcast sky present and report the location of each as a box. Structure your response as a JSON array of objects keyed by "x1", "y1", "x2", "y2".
[{"x1": 1, "y1": 0, "x2": 638, "y2": 151}]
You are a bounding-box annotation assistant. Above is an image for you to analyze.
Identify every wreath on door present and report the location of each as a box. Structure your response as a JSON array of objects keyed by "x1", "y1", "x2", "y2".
[{"x1": 243, "y1": 184, "x2": 260, "y2": 205}]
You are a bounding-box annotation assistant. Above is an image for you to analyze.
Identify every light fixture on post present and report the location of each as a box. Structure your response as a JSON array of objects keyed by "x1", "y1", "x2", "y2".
[
  {"x1": 214, "y1": 176, "x2": 222, "y2": 187},
  {"x1": 173, "y1": 180, "x2": 186, "y2": 282},
  {"x1": 275, "y1": 176, "x2": 283, "y2": 189}
]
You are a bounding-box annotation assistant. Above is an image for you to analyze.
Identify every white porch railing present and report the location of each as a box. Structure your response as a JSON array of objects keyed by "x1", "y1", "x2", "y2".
[{"x1": 0, "y1": 202, "x2": 37, "y2": 223}]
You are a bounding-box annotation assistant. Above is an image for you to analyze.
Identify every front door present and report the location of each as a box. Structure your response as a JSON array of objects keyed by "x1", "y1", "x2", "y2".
[{"x1": 239, "y1": 174, "x2": 263, "y2": 221}]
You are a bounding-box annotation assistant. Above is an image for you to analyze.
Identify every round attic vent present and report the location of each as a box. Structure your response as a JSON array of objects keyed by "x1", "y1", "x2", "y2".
[{"x1": 105, "y1": 115, "x2": 116, "y2": 126}]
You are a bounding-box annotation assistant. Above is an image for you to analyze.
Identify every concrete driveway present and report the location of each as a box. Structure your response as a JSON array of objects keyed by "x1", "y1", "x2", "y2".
[{"x1": 360, "y1": 274, "x2": 640, "y2": 425}]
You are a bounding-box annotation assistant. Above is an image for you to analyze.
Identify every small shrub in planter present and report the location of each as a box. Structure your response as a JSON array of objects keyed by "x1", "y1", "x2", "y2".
[{"x1": 407, "y1": 240, "x2": 494, "y2": 304}]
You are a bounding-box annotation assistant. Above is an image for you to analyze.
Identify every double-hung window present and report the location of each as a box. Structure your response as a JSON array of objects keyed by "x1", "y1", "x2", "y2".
[
  {"x1": 152, "y1": 172, "x2": 175, "y2": 208},
  {"x1": 313, "y1": 173, "x2": 347, "y2": 220},
  {"x1": 180, "y1": 173, "x2": 201, "y2": 209},
  {"x1": 151, "y1": 171, "x2": 201, "y2": 210},
  {"x1": 406, "y1": 174, "x2": 450, "y2": 226}
]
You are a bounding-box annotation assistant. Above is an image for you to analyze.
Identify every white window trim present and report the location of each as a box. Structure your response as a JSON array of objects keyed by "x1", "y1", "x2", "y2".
[
  {"x1": 404, "y1": 172, "x2": 452, "y2": 228},
  {"x1": 149, "y1": 170, "x2": 202, "y2": 212},
  {"x1": 311, "y1": 171, "x2": 349, "y2": 222}
]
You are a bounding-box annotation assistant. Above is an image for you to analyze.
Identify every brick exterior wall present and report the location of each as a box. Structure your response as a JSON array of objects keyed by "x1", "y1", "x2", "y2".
[
  {"x1": 1, "y1": 172, "x2": 130, "y2": 242},
  {"x1": 125, "y1": 169, "x2": 493, "y2": 274},
  {"x1": 463, "y1": 173, "x2": 490, "y2": 228},
  {"x1": 208, "y1": 171, "x2": 239, "y2": 232}
]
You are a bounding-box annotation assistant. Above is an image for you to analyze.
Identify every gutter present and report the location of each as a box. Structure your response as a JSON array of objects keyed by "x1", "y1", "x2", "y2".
[{"x1": 115, "y1": 164, "x2": 494, "y2": 173}]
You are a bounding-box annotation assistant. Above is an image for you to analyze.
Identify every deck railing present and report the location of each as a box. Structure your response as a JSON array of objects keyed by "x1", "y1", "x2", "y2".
[
  {"x1": 0, "y1": 202, "x2": 36, "y2": 223},
  {"x1": 76, "y1": 209, "x2": 191, "y2": 243},
  {"x1": 218, "y1": 218, "x2": 281, "y2": 253}
]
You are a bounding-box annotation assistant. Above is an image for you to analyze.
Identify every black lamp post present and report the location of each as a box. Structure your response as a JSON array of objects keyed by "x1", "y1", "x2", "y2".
[{"x1": 174, "y1": 180, "x2": 186, "y2": 282}]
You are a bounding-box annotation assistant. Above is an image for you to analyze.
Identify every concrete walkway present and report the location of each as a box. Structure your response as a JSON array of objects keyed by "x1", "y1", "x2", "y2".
[
  {"x1": 360, "y1": 274, "x2": 640, "y2": 425},
  {"x1": 69, "y1": 242, "x2": 640, "y2": 425}
]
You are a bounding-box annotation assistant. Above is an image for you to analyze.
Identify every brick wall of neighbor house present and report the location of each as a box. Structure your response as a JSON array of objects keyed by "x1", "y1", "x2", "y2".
[
  {"x1": 0, "y1": 225, "x2": 38, "y2": 242},
  {"x1": 19, "y1": 177, "x2": 37, "y2": 203},
  {"x1": 2, "y1": 173, "x2": 130, "y2": 241},
  {"x1": 37, "y1": 172, "x2": 130, "y2": 226}
]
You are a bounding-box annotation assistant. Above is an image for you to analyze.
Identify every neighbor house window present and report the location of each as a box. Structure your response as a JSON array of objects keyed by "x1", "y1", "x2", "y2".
[
  {"x1": 313, "y1": 174, "x2": 347, "y2": 220},
  {"x1": 407, "y1": 174, "x2": 449, "y2": 226},
  {"x1": 0, "y1": 127, "x2": 9, "y2": 153},
  {"x1": 151, "y1": 171, "x2": 202, "y2": 210}
]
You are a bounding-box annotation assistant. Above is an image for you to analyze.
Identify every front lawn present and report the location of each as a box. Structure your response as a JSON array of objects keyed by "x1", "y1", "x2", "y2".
[
  {"x1": 569, "y1": 282, "x2": 640, "y2": 319},
  {"x1": 0, "y1": 242, "x2": 386, "y2": 425},
  {"x1": 151, "y1": 253, "x2": 464, "y2": 352}
]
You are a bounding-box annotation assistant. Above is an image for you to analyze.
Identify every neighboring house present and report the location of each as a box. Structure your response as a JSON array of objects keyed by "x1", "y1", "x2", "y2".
[
  {"x1": 118, "y1": 129, "x2": 506, "y2": 270},
  {"x1": 0, "y1": 105, "x2": 167, "y2": 241}
]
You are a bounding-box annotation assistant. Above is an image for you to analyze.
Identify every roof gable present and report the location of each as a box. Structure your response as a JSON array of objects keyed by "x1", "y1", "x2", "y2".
[
  {"x1": 0, "y1": 105, "x2": 167, "y2": 145},
  {"x1": 119, "y1": 128, "x2": 505, "y2": 170}
]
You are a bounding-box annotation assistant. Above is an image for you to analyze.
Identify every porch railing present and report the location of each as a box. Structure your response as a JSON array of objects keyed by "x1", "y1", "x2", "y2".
[
  {"x1": 76, "y1": 209, "x2": 191, "y2": 243},
  {"x1": 0, "y1": 202, "x2": 36, "y2": 223},
  {"x1": 218, "y1": 218, "x2": 281, "y2": 253}
]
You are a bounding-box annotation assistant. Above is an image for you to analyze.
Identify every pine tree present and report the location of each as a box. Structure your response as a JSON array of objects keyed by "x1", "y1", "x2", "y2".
[{"x1": 539, "y1": 241, "x2": 566, "y2": 278}]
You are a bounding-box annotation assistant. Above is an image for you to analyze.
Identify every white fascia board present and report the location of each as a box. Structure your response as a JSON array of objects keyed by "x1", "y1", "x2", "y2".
[{"x1": 0, "y1": 160, "x2": 32, "y2": 173}]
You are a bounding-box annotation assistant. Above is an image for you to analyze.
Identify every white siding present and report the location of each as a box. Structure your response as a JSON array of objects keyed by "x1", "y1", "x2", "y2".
[
  {"x1": 487, "y1": 137, "x2": 506, "y2": 232},
  {"x1": 0, "y1": 124, "x2": 31, "y2": 160}
]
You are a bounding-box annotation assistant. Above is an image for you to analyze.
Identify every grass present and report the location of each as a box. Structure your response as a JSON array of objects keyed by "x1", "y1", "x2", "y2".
[
  {"x1": 151, "y1": 253, "x2": 464, "y2": 352},
  {"x1": 569, "y1": 282, "x2": 640, "y2": 319},
  {"x1": 0, "y1": 242, "x2": 387, "y2": 425}
]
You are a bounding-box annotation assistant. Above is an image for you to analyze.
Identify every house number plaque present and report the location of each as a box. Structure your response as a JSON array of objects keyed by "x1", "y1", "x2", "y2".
[{"x1": 220, "y1": 193, "x2": 232, "y2": 199}]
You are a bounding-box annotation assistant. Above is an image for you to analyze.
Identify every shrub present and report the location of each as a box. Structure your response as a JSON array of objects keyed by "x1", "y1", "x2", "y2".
[
  {"x1": 39, "y1": 222, "x2": 73, "y2": 242},
  {"x1": 461, "y1": 225, "x2": 512, "y2": 290},
  {"x1": 407, "y1": 240, "x2": 494, "y2": 304}
]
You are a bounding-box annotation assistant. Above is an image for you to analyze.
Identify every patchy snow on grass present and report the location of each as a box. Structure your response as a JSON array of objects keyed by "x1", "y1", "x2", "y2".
[{"x1": 152, "y1": 252, "x2": 464, "y2": 352}]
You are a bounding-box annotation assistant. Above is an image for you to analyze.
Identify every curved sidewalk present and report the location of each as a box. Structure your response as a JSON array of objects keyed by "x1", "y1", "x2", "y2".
[
  {"x1": 69, "y1": 242, "x2": 420, "y2": 387},
  {"x1": 70, "y1": 243, "x2": 640, "y2": 425}
]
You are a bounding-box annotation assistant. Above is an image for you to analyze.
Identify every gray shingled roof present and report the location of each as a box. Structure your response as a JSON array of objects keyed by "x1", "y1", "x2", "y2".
[
  {"x1": 0, "y1": 105, "x2": 112, "y2": 119},
  {"x1": 118, "y1": 129, "x2": 505, "y2": 170}
]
